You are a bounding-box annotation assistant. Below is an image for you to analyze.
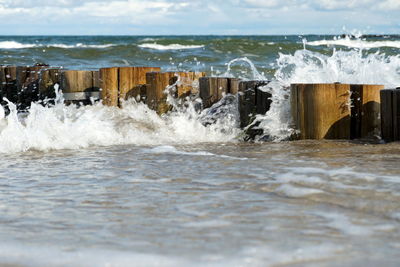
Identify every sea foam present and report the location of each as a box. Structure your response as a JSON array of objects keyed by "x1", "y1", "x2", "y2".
[
  {"x1": 0, "y1": 41, "x2": 115, "y2": 49},
  {"x1": 0, "y1": 41, "x2": 37, "y2": 49},
  {"x1": 138, "y1": 43, "x2": 205, "y2": 50},
  {"x1": 0, "y1": 95, "x2": 239, "y2": 154},
  {"x1": 306, "y1": 38, "x2": 400, "y2": 49}
]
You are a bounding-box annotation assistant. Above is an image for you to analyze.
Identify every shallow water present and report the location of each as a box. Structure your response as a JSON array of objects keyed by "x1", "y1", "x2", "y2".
[{"x1": 1, "y1": 141, "x2": 400, "y2": 266}]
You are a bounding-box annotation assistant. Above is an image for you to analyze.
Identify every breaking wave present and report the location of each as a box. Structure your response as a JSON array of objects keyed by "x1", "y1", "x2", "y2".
[
  {"x1": 306, "y1": 38, "x2": 400, "y2": 49},
  {"x1": 0, "y1": 41, "x2": 116, "y2": 49},
  {"x1": 138, "y1": 43, "x2": 205, "y2": 50}
]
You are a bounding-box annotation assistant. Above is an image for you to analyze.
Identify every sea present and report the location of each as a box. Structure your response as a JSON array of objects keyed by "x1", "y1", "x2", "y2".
[{"x1": 0, "y1": 35, "x2": 400, "y2": 266}]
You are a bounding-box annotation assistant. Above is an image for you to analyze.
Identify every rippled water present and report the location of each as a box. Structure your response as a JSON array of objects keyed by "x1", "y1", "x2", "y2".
[
  {"x1": 1, "y1": 35, "x2": 400, "y2": 266},
  {"x1": 1, "y1": 142, "x2": 400, "y2": 266}
]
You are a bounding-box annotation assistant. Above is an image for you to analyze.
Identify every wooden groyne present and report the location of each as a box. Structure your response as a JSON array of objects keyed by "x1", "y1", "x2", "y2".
[
  {"x1": 291, "y1": 83, "x2": 383, "y2": 140},
  {"x1": 1, "y1": 65, "x2": 400, "y2": 142}
]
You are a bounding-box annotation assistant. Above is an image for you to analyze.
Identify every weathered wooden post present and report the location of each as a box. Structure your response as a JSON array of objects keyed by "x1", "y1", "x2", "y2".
[
  {"x1": 350, "y1": 84, "x2": 382, "y2": 139},
  {"x1": 100, "y1": 67, "x2": 119, "y2": 106},
  {"x1": 380, "y1": 88, "x2": 400, "y2": 142},
  {"x1": 119, "y1": 67, "x2": 160, "y2": 104},
  {"x1": 146, "y1": 72, "x2": 205, "y2": 114},
  {"x1": 146, "y1": 72, "x2": 178, "y2": 114},
  {"x1": 16, "y1": 65, "x2": 50, "y2": 109},
  {"x1": 176, "y1": 72, "x2": 206, "y2": 98},
  {"x1": 199, "y1": 77, "x2": 240, "y2": 108},
  {"x1": 39, "y1": 68, "x2": 62, "y2": 99},
  {"x1": 0, "y1": 66, "x2": 17, "y2": 104},
  {"x1": 291, "y1": 83, "x2": 383, "y2": 140},
  {"x1": 61, "y1": 70, "x2": 100, "y2": 104},
  {"x1": 291, "y1": 83, "x2": 351, "y2": 139},
  {"x1": 238, "y1": 81, "x2": 270, "y2": 128}
]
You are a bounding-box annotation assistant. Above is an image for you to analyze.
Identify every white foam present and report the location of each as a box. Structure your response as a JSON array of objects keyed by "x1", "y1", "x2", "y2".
[
  {"x1": 49, "y1": 43, "x2": 115, "y2": 49},
  {"x1": 275, "y1": 184, "x2": 324, "y2": 197},
  {"x1": 0, "y1": 41, "x2": 37, "y2": 49},
  {"x1": 0, "y1": 41, "x2": 115, "y2": 49},
  {"x1": 0, "y1": 240, "x2": 343, "y2": 267},
  {"x1": 254, "y1": 47, "x2": 400, "y2": 140},
  {"x1": 144, "y1": 145, "x2": 248, "y2": 160},
  {"x1": 0, "y1": 242, "x2": 187, "y2": 267},
  {"x1": 138, "y1": 43, "x2": 205, "y2": 50},
  {"x1": 316, "y1": 212, "x2": 372, "y2": 236},
  {"x1": 0, "y1": 95, "x2": 240, "y2": 154},
  {"x1": 144, "y1": 145, "x2": 214, "y2": 156},
  {"x1": 307, "y1": 38, "x2": 400, "y2": 49}
]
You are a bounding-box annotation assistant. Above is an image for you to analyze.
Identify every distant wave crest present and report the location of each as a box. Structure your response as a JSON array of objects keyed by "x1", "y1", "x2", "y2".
[
  {"x1": 0, "y1": 41, "x2": 115, "y2": 49},
  {"x1": 138, "y1": 43, "x2": 205, "y2": 50},
  {"x1": 0, "y1": 41, "x2": 37, "y2": 49},
  {"x1": 307, "y1": 39, "x2": 400, "y2": 49}
]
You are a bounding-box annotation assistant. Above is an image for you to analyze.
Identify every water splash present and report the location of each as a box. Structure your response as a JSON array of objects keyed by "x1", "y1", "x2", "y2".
[
  {"x1": 253, "y1": 47, "x2": 400, "y2": 141},
  {"x1": 0, "y1": 81, "x2": 240, "y2": 153},
  {"x1": 222, "y1": 57, "x2": 264, "y2": 80}
]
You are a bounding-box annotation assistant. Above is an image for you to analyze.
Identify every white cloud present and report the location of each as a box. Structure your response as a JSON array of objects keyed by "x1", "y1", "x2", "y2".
[
  {"x1": 243, "y1": 0, "x2": 282, "y2": 8},
  {"x1": 0, "y1": 0, "x2": 397, "y2": 34},
  {"x1": 376, "y1": 0, "x2": 400, "y2": 10}
]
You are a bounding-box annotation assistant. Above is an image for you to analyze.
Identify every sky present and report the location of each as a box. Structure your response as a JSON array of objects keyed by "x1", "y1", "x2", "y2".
[{"x1": 0, "y1": 0, "x2": 398, "y2": 35}]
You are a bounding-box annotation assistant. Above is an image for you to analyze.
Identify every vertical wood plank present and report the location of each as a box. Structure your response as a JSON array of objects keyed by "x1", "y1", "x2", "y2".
[
  {"x1": 100, "y1": 67, "x2": 119, "y2": 106},
  {"x1": 119, "y1": 67, "x2": 160, "y2": 105},
  {"x1": 146, "y1": 72, "x2": 177, "y2": 114},
  {"x1": 380, "y1": 89, "x2": 394, "y2": 141}
]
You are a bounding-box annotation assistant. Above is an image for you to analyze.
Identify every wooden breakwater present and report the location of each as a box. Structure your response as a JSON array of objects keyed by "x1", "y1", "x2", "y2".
[{"x1": 1, "y1": 64, "x2": 400, "y2": 142}]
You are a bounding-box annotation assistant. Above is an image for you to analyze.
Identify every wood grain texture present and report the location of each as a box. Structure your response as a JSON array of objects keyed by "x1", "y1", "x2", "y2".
[
  {"x1": 3, "y1": 66, "x2": 17, "y2": 103},
  {"x1": 146, "y1": 72, "x2": 177, "y2": 114},
  {"x1": 61, "y1": 70, "x2": 95, "y2": 93},
  {"x1": 199, "y1": 77, "x2": 242, "y2": 108},
  {"x1": 291, "y1": 83, "x2": 351, "y2": 140},
  {"x1": 100, "y1": 67, "x2": 119, "y2": 106},
  {"x1": 146, "y1": 72, "x2": 204, "y2": 114},
  {"x1": 39, "y1": 68, "x2": 61, "y2": 96},
  {"x1": 176, "y1": 72, "x2": 205, "y2": 97},
  {"x1": 350, "y1": 84, "x2": 382, "y2": 139},
  {"x1": 238, "y1": 80, "x2": 270, "y2": 128},
  {"x1": 380, "y1": 89, "x2": 394, "y2": 141},
  {"x1": 119, "y1": 67, "x2": 160, "y2": 105}
]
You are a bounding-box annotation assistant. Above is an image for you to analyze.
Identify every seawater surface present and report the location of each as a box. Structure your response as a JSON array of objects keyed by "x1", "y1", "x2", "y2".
[
  {"x1": 1, "y1": 142, "x2": 400, "y2": 266},
  {"x1": 0, "y1": 34, "x2": 400, "y2": 266}
]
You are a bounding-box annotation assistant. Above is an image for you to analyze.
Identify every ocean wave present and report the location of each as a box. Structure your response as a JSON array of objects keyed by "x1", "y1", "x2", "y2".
[
  {"x1": 306, "y1": 39, "x2": 400, "y2": 49},
  {"x1": 0, "y1": 96, "x2": 239, "y2": 154},
  {"x1": 0, "y1": 41, "x2": 115, "y2": 49},
  {"x1": 0, "y1": 41, "x2": 37, "y2": 49},
  {"x1": 49, "y1": 43, "x2": 116, "y2": 49},
  {"x1": 138, "y1": 43, "x2": 205, "y2": 50}
]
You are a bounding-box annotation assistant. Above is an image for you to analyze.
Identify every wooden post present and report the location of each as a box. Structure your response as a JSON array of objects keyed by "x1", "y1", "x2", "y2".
[
  {"x1": 61, "y1": 70, "x2": 100, "y2": 103},
  {"x1": 39, "y1": 68, "x2": 62, "y2": 99},
  {"x1": 350, "y1": 84, "x2": 383, "y2": 139},
  {"x1": 146, "y1": 72, "x2": 204, "y2": 114},
  {"x1": 176, "y1": 72, "x2": 206, "y2": 98},
  {"x1": 17, "y1": 65, "x2": 50, "y2": 109},
  {"x1": 146, "y1": 72, "x2": 178, "y2": 114},
  {"x1": 119, "y1": 67, "x2": 160, "y2": 105},
  {"x1": 125, "y1": 84, "x2": 148, "y2": 102},
  {"x1": 199, "y1": 77, "x2": 241, "y2": 108},
  {"x1": 1, "y1": 66, "x2": 17, "y2": 103},
  {"x1": 100, "y1": 67, "x2": 119, "y2": 106},
  {"x1": 238, "y1": 81, "x2": 270, "y2": 128},
  {"x1": 0, "y1": 66, "x2": 6, "y2": 105},
  {"x1": 291, "y1": 83, "x2": 351, "y2": 139},
  {"x1": 291, "y1": 83, "x2": 382, "y2": 140},
  {"x1": 380, "y1": 88, "x2": 400, "y2": 142}
]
